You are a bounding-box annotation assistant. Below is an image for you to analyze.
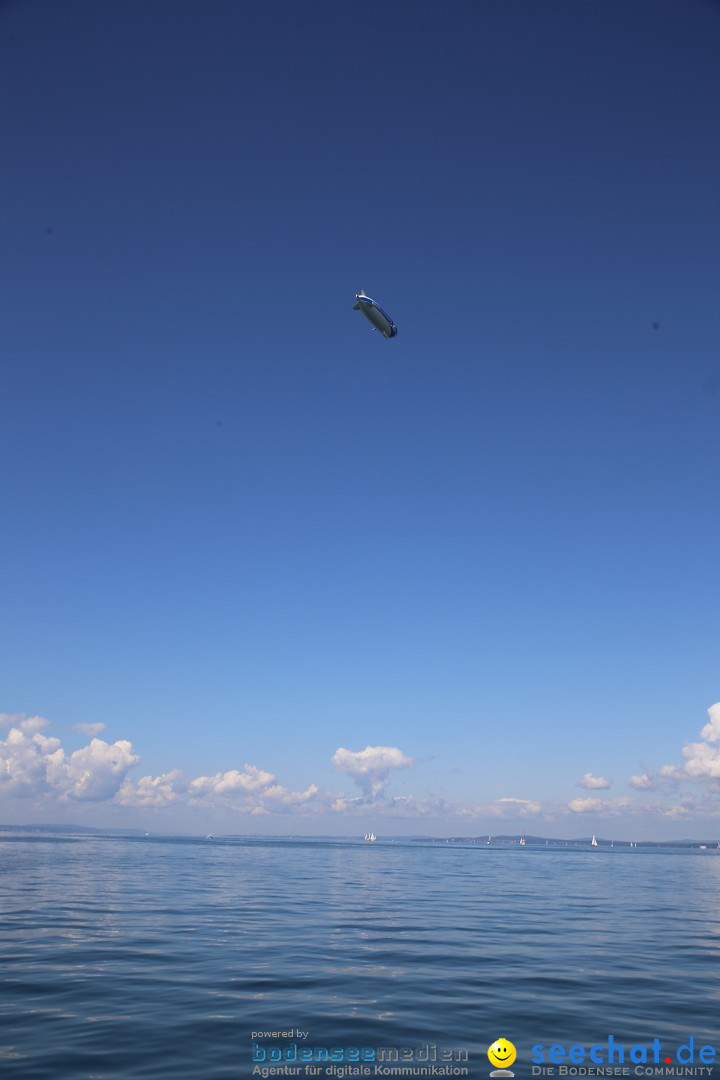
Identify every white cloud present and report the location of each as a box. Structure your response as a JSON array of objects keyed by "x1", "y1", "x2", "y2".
[
  {"x1": 568, "y1": 797, "x2": 602, "y2": 813},
  {"x1": 117, "y1": 770, "x2": 186, "y2": 808},
  {"x1": 187, "y1": 766, "x2": 324, "y2": 815},
  {"x1": 118, "y1": 766, "x2": 322, "y2": 815},
  {"x1": 0, "y1": 714, "x2": 327, "y2": 818},
  {"x1": 567, "y1": 797, "x2": 631, "y2": 815},
  {"x1": 0, "y1": 724, "x2": 140, "y2": 803},
  {"x1": 10, "y1": 703, "x2": 720, "y2": 829},
  {"x1": 679, "y1": 741, "x2": 720, "y2": 780},
  {"x1": 578, "y1": 772, "x2": 610, "y2": 790},
  {"x1": 628, "y1": 772, "x2": 661, "y2": 791},
  {"x1": 451, "y1": 796, "x2": 544, "y2": 821},
  {"x1": 72, "y1": 722, "x2": 106, "y2": 737},
  {"x1": 190, "y1": 765, "x2": 276, "y2": 797},
  {"x1": 659, "y1": 703, "x2": 720, "y2": 785},
  {"x1": 700, "y1": 702, "x2": 720, "y2": 743},
  {"x1": 331, "y1": 745, "x2": 414, "y2": 798},
  {"x1": 267, "y1": 783, "x2": 319, "y2": 807},
  {"x1": 20, "y1": 715, "x2": 50, "y2": 734},
  {"x1": 64, "y1": 739, "x2": 140, "y2": 801},
  {"x1": 0, "y1": 713, "x2": 50, "y2": 734},
  {"x1": 493, "y1": 797, "x2": 542, "y2": 817},
  {"x1": 662, "y1": 803, "x2": 692, "y2": 819},
  {"x1": 0, "y1": 726, "x2": 64, "y2": 797},
  {"x1": 0, "y1": 713, "x2": 25, "y2": 728}
]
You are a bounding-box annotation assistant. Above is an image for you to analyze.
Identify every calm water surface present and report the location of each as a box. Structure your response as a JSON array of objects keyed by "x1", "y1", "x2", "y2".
[{"x1": 1, "y1": 835, "x2": 719, "y2": 1079}]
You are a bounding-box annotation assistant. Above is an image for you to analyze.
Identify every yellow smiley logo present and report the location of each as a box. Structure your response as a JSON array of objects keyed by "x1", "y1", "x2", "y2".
[{"x1": 488, "y1": 1039, "x2": 517, "y2": 1069}]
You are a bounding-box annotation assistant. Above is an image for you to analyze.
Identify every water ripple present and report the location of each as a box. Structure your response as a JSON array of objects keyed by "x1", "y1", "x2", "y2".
[{"x1": 2, "y1": 837, "x2": 719, "y2": 1078}]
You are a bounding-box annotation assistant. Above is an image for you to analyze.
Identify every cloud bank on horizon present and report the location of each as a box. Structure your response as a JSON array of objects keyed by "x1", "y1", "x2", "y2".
[{"x1": 1, "y1": 705, "x2": 720, "y2": 830}]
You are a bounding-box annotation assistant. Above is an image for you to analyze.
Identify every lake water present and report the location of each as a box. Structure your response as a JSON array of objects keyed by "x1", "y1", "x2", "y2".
[{"x1": 1, "y1": 834, "x2": 719, "y2": 1079}]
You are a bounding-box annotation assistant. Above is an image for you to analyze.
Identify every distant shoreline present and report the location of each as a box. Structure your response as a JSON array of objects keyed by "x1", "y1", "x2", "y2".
[{"x1": 1, "y1": 824, "x2": 718, "y2": 849}]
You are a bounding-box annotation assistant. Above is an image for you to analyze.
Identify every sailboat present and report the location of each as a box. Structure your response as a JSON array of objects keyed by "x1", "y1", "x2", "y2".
[
  {"x1": 519, "y1": 837, "x2": 526, "y2": 846},
  {"x1": 364, "y1": 832, "x2": 376, "y2": 842},
  {"x1": 591, "y1": 835, "x2": 598, "y2": 847}
]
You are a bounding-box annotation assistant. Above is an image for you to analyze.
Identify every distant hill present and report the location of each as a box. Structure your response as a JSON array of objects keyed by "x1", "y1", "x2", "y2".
[{"x1": 0, "y1": 824, "x2": 147, "y2": 836}]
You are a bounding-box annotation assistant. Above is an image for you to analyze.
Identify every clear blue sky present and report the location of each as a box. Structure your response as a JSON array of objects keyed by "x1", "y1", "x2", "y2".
[{"x1": 2, "y1": 0, "x2": 719, "y2": 837}]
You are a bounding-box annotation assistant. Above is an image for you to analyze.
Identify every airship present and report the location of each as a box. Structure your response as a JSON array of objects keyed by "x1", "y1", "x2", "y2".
[{"x1": 352, "y1": 291, "x2": 398, "y2": 338}]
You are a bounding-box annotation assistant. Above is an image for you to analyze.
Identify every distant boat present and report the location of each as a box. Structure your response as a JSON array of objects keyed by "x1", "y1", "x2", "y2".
[
  {"x1": 591, "y1": 835, "x2": 598, "y2": 847},
  {"x1": 486, "y1": 835, "x2": 491, "y2": 844},
  {"x1": 364, "y1": 832, "x2": 376, "y2": 842},
  {"x1": 519, "y1": 837, "x2": 526, "y2": 846},
  {"x1": 205, "y1": 834, "x2": 214, "y2": 840}
]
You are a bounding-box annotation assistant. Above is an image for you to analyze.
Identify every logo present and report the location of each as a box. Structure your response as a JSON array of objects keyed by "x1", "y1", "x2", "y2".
[
  {"x1": 531, "y1": 1035, "x2": 717, "y2": 1076},
  {"x1": 489, "y1": 1038, "x2": 517, "y2": 1077}
]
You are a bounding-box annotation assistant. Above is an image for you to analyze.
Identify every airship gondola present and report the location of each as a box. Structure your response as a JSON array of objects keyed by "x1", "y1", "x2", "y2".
[{"x1": 352, "y1": 291, "x2": 398, "y2": 338}]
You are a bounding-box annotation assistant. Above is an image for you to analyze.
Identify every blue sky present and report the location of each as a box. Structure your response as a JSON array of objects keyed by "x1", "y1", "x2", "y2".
[{"x1": 2, "y1": 0, "x2": 719, "y2": 837}]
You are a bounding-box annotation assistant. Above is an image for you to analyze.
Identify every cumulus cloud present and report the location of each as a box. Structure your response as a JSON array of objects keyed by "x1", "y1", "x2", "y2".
[
  {"x1": 0, "y1": 713, "x2": 327, "y2": 818},
  {"x1": 700, "y1": 703, "x2": 720, "y2": 743},
  {"x1": 659, "y1": 703, "x2": 720, "y2": 785},
  {"x1": 331, "y1": 745, "x2": 414, "y2": 798},
  {"x1": 0, "y1": 726, "x2": 64, "y2": 797},
  {"x1": 0, "y1": 713, "x2": 25, "y2": 728},
  {"x1": 64, "y1": 739, "x2": 140, "y2": 801},
  {"x1": 268, "y1": 783, "x2": 319, "y2": 808},
  {"x1": 0, "y1": 713, "x2": 49, "y2": 734},
  {"x1": 677, "y1": 742, "x2": 720, "y2": 781},
  {"x1": 568, "y1": 797, "x2": 603, "y2": 813},
  {"x1": 190, "y1": 765, "x2": 276, "y2": 797},
  {"x1": 72, "y1": 722, "x2": 106, "y2": 737},
  {"x1": 187, "y1": 766, "x2": 322, "y2": 816},
  {"x1": 493, "y1": 797, "x2": 542, "y2": 816},
  {"x1": 17, "y1": 705, "x2": 720, "y2": 827},
  {"x1": 20, "y1": 715, "x2": 51, "y2": 734},
  {"x1": 567, "y1": 796, "x2": 631, "y2": 815},
  {"x1": 0, "y1": 725, "x2": 138, "y2": 802},
  {"x1": 661, "y1": 800, "x2": 695, "y2": 819},
  {"x1": 628, "y1": 772, "x2": 662, "y2": 791},
  {"x1": 452, "y1": 796, "x2": 544, "y2": 821},
  {"x1": 117, "y1": 770, "x2": 186, "y2": 808},
  {"x1": 578, "y1": 772, "x2": 610, "y2": 790}
]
